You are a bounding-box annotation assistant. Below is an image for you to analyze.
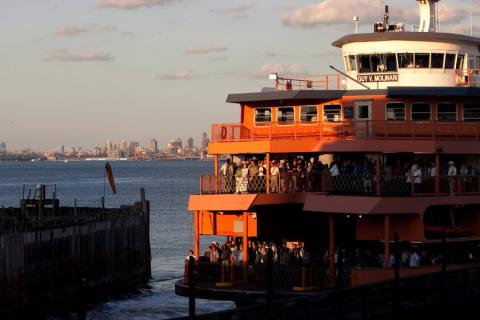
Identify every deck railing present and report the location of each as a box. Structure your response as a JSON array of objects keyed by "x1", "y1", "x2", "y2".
[
  {"x1": 200, "y1": 173, "x2": 480, "y2": 197},
  {"x1": 211, "y1": 120, "x2": 480, "y2": 143},
  {"x1": 465, "y1": 68, "x2": 480, "y2": 87},
  {"x1": 274, "y1": 74, "x2": 343, "y2": 91}
]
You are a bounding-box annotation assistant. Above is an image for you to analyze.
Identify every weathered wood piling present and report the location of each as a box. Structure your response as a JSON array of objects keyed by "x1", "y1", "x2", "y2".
[{"x1": 0, "y1": 189, "x2": 151, "y2": 316}]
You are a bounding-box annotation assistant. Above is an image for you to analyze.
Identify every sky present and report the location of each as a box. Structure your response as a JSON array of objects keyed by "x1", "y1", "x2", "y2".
[{"x1": 1, "y1": 0, "x2": 479, "y2": 151}]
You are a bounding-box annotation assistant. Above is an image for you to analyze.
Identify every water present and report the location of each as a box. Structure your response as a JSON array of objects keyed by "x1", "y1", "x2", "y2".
[{"x1": 0, "y1": 160, "x2": 235, "y2": 319}]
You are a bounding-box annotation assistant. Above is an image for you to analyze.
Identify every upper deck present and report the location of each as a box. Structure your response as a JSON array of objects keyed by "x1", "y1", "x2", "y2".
[{"x1": 209, "y1": 87, "x2": 480, "y2": 155}]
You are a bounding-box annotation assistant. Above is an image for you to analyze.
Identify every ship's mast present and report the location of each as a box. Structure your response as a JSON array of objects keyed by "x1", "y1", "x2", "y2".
[{"x1": 417, "y1": 0, "x2": 440, "y2": 32}]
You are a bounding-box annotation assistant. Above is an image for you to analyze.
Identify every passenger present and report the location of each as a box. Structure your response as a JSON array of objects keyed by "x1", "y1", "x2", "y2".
[
  {"x1": 270, "y1": 161, "x2": 280, "y2": 193},
  {"x1": 409, "y1": 251, "x2": 420, "y2": 267},
  {"x1": 240, "y1": 163, "x2": 249, "y2": 193},
  {"x1": 447, "y1": 161, "x2": 457, "y2": 196},
  {"x1": 185, "y1": 250, "x2": 196, "y2": 261}
]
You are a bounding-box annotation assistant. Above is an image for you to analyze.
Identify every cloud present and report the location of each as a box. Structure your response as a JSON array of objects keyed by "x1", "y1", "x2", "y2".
[
  {"x1": 250, "y1": 64, "x2": 307, "y2": 79},
  {"x1": 184, "y1": 45, "x2": 227, "y2": 55},
  {"x1": 211, "y1": 3, "x2": 255, "y2": 16},
  {"x1": 283, "y1": 0, "x2": 383, "y2": 28},
  {"x1": 55, "y1": 25, "x2": 116, "y2": 37},
  {"x1": 282, "y1": 0, "x2": 480, "y2": 31},
  {"x1": 157, "y1": 68, "x2": 193, "y2": 80},
  {"x1": 46, "y1": 49, "x2": 114, "y2": 62},
  {"x1": 96, "y1": 0, "x2": 181, "y2": 10}
]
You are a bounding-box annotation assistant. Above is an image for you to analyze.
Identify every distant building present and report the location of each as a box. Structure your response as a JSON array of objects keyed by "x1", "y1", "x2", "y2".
[
  {"x1": 129, "y1": 141, "x2": 140, "y2": 155},
  {"x1": 150, "y1": 138, "x2": 159, "y2": 153},
  {"x1": 61, "y1": 145, "x2": 65, "y2": 154},
  {"x1": 187, "y1": 137, "x2": 194, "y2": 150},
  {"x1": 0, "y1": 142, "x2": 6, "y2": 154},
  {"x1": 119, "y1": 139, "x2": 129, "y2": 152},
  {"x1": 105, "y1": 140, "x2": 114, "y2": 157},
  {"x1": 201, "y1": 133, "x2": 209, "y2": 151},
  {"x1": 167, "y1": 137, "x2": 183, "y2": 153}
]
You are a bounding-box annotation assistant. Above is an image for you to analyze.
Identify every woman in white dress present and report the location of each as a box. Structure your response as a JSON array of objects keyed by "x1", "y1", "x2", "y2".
[{"x1": 240, "y1": 163, "x2": 249, "y2": 193}]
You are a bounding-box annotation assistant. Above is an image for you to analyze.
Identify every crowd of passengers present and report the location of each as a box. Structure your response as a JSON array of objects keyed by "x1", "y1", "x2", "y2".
[
  {"x1": 217, "y1": 156, "x2": 478, "y2": 194},
  {"x1": 188, "y1": 238, "x2": 480, "y2": 280}
]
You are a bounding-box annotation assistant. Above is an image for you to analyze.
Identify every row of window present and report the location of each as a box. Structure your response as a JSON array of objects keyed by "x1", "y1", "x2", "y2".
[
  {"x1": 254, "y1": 103, "x2": 480, "y2": 124},
  {"x1": 344, "y1": 53, "x2": 475, "y2": 74}
]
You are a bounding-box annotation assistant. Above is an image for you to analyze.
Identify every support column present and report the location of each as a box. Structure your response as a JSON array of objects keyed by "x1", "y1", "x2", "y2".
[
  {"x1": 266, "y1": 153, "x2": 271, "y2": 194},
  {"x1": 435, "y1": 153, "x2": 440, "y2": 195},
  {"x1": 329, "y1": 213, "x2": 335, "y2": 284},
  {"x1": 376, "y1": 154, "x2": 381, "y2": 196},
  {"x1": 214, "y1": 155, "x2": 219, "y2": 176},
  {"x1": 243, "y1": 212, "x2": 249, "y2": 264},
  {"x1": 214, "y1": 155, "x2": 219, "y2": 193},
  {"x1": 194, "y1": 211, "x2": 200, "y2": 258},
  {"x1": 384, "y1": 215, "x2": 391, "y2": 268}
]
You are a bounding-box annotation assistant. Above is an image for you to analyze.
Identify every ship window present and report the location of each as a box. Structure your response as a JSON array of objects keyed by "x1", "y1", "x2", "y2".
[
  {"x1": 357, "y1": 54, "x2": 397, "y2": 73},
  {"x1": 300, "y1": 106, "x2": 318, "y2": 122},
  {"x1": 463, "y1": 103, "x2": 480, "y2": 121},
  {"x1": 398, "y1": 53, "x2": 414, "y2": 68},
  {"x1": 386, "y1": 102, "x2": 406, "y2": 120},
  {"x1": 277, "y1": 107, "x2": 295, "y2": 125},
  {"x1": 344, "y1": 107, "x2": 354, "y2": 120},
  {"x1": 323, "y1": 105, "x2": 342, "y2": 122},
  {"x1": 348, "y1": 55, "x2": 357, "y2": 71},
  {"x1": 431, "y1": 53, "x2": 445, "y2": 69},
  {"x1": 437, "y1": 103, "x2": 457, "y2": 122},
  {"x1": 411, "y1": 103, "x2": 431, "y2": 120},
  {"x1": 445, "y1": 54, "x2": 456, "y2": 69},
  {"x1": 415, "y1": 53, "x2": 430, "y2": 68},
  {"x1": 255, "y1": 108, "x2": 271, "y2": 123},
  {"x1": 457, "y1": 54, "x2": 465, "y2": 69}
]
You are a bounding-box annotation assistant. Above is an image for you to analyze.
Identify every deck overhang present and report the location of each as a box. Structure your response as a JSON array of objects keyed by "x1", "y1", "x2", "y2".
[
  {"x1": 303, "y1": 195, "x2": 480, "y2": 215},
  {"x1": 208, "y1": 139, "x2": 480, "y2": 155}
]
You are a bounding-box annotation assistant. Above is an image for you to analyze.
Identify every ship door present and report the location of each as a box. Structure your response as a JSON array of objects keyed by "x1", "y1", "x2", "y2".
[{"x1": 354, "y1": 100, "x2": 372, "y2": 138}]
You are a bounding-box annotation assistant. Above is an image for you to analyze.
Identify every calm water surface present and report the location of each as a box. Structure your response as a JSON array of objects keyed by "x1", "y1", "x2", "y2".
[{"x1": 0, "y1": 160, "x2": 234, "y2": 319}]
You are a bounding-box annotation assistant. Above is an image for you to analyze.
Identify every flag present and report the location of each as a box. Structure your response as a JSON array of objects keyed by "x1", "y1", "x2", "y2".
[{"x1": 105, "y1": 162, "x2": 117, "y2": 194}]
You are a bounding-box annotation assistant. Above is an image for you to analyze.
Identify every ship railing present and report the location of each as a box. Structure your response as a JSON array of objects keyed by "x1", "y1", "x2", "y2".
[
  {"x1": 274, "y1": 74, "x2": 343, "y2": 91},
  {"x1": 211, "y1": 120, "x2": 480, "y2": 143},
  {"x1": 457, "y1": 68, "x2": 480, "y2": 87},
  {"x1": 200, "y1": 173, "x2": 480, "y2": 197},
  {"x1": 184, "y1": 260, "x2": 328, "y2": 289}
]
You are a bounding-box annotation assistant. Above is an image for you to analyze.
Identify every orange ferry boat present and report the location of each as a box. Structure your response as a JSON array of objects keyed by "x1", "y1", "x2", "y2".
[{"x1": 177, "y1": 0, "x2": 480, "y2": 304}]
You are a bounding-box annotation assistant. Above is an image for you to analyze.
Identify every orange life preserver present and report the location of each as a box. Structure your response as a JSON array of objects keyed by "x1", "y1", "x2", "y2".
[{"x1": 221, "y1": 126, "x2": 227, "y2": 140}]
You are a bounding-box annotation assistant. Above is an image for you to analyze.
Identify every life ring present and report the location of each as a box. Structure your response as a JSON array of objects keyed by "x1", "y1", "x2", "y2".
[{"x1": 221, "y1": 126, "x2": 227, "y2": 140}]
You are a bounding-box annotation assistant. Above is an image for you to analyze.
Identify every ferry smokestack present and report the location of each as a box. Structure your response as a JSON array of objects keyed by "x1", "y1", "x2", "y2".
[{"x1": 417, "y1": 0, "x2": 440, "y2": 32}]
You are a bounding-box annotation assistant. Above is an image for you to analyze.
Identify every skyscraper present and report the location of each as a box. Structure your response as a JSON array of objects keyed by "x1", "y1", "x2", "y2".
[
  {"x1": 187, "y1": 137, "x2": 194, "y2": 150},
  {"x1": 0, "y1": 142, "x2": 6, "y2": 154},
  {"x1": 150, "y1": 138, "x2": 158, "y2": 153},
  {"x1": 201, "y1": 132, "x2": 209, "y2": 151}
]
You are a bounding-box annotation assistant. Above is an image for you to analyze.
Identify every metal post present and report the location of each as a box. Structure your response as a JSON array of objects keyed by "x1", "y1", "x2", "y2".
[
  {"x1": 329, "y1": 213, "x2": 335, "y2": 286},
  {"x1": 376, "y1": 154, "x2": 381, "y2": 196},
  {"x1": 435, "y1": 153, "x2": 440, "y2": 195},
  {"x1": 393, "y1": 232, "x2": 400, "y2": 314},
  {"x1": 266, "y1": 247, "x2": 273, "y2": 312},
  {"x1": 384, "y1": 215, "x2": 391, "y2": 268},
  {"x1": 243, "y1": 212, "x2": 249, "y2": 281},
  {"x1": 266, "y1": 153, "x2": 271, "y2": 194},
  {"x1": 214, "y1": 155, "x2": 219, "y2": 193},
  {"x1": 188, "y1": 256, "x2": 196, "y2": 319},
  {"x1": 194, "y1": 211, "x2": 200, "y2": 258}
]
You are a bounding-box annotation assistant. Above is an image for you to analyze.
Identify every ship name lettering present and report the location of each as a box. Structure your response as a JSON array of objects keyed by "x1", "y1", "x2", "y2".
[{"x1": 357, "y1": 73, "x2": 399, "y2": 83}]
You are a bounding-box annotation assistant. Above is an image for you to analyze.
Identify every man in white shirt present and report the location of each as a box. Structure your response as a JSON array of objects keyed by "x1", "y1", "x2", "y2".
[
  {"x1": 270, "y1": 161, "x2": 280, "y2": 193},
  {"x1": 448, "y1": 161, "x2": 457, "y2": 195}
]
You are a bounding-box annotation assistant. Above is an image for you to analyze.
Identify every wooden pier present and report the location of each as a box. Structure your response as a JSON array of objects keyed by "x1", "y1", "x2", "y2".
[{"x1": 0, "y1": 188, "x2": 151, "y2": 317}]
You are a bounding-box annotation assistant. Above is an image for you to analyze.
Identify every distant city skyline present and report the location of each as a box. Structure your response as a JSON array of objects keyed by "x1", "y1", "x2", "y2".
[{"x1": 1, "y1": 0, "x2": 479, "y2": 150}]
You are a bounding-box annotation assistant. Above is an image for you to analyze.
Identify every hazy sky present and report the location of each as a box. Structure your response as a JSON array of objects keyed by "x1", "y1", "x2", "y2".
[{"x1": 1, "y1": 0, "x2": 479, "y2": 151}]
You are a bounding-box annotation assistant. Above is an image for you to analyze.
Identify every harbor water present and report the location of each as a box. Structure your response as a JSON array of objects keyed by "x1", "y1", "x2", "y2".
[{"x1": 0, "y1": 160, "x2": 234, "y2": 319}]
